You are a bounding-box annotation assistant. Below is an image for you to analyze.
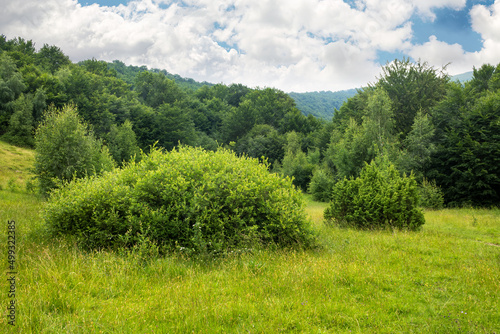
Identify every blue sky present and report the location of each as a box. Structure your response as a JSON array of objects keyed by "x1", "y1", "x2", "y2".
[
  {"x1": 2, "y1": 0, "x2": 498, "y2": 92},
  {"x1": 412, "y1": 5, "x2": 483, "y2": 51}
]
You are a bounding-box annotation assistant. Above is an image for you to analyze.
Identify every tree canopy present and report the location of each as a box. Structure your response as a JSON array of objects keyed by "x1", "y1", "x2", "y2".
[{"x1": 1, "y1": 34, "x2": 499, "y2": 207}]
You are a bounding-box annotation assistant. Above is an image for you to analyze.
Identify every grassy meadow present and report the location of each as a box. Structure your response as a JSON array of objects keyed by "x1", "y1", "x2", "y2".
[
  {"x1": 0, "y1": 141, "x2": 499, "y2": 333},
  {"x1": 0, "y1": 141, "x2": 35, "y2": 191}
]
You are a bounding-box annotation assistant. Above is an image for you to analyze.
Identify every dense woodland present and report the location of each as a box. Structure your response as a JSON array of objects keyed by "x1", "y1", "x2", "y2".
[
  {"x1": 1, "y1": 35, "x2": 499, "y2": 207},
  {"x1": 288, "y1": 89, "x2": 358, "y2": 119}
]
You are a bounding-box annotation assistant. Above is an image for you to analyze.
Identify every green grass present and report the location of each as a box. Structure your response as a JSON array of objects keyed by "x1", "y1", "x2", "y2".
[
  {"x1": 0, "y1": 142, "x2": 498, "y2": 332},
  {"x1": 0, "y1": 140, "x2": 35, "y2": 191},
  {"x1": 0, "y1": 190, "x2": 499, "y2": 333}
]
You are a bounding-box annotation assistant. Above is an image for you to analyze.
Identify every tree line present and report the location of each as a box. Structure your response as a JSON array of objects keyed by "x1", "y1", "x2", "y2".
[{"x1": 1, "y1": 35, "x2": 498, "y2": 207}]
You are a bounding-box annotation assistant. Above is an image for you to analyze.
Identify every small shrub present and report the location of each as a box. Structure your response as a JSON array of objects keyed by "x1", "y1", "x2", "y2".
[
  {"x1": 43, "y1": 146, "x2": 315, "y2": 254},
  {"x1": 324, "y1": 159, "x2": 425, "y2": 230},
  {"x1": 418, "y1": 178, "x2": 444, "y2": 210}
]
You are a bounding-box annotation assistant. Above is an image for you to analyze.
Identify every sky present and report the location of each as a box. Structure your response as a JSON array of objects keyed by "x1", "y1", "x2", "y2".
[{"x1": 1, "y1": 0, "x2": 499, "y2": 92}]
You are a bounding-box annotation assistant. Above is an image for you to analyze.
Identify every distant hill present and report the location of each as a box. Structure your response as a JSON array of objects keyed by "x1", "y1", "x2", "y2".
[
  {"x1": 289, "y1": 89, "x2": 358, "y2": 120},
  {"x1": 450, "y1": 71, "x2": 473, "y2": 83},
  {"x1": 290, "y1": 71, "x2": 475, "y2": 120}
]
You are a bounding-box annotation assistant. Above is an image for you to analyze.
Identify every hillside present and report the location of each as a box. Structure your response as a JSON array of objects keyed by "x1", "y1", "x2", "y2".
[
  {"x1": 451, "y1": 71, "x2": 473, "y2": 83},
  {"x1": 106, "y1": 60, "x2": 214, "y2": 91},
  {"x1": 107, "y1": 57, "x2": 473, "y2": 121},
  {"x1": 0, "y1": 140, "x2": 35, "y2": 191},
  {"x1": 289, "y1": 89, "x2": 358, "y2": 119}
]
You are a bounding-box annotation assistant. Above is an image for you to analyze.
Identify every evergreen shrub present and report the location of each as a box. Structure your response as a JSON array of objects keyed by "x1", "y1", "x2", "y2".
[
  {"x1": 324, "y1": 159, "x2": 425, "y2": 230},
  {"x1": 43, "y1": 146, "x2": 315, "y2": 253}
]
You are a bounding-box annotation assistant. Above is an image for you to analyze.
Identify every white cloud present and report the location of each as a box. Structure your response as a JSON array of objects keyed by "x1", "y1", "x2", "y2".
[
  {"x1": 471, "y1": 1, "x2": 500, "y2": 47},
  {"x1": 0, "y1": 0, "x2": 495, "y2": 92},
  {"x1": 408, "y1": 0, "x2": 500, "y2": 76},
  {"x1": 409, "y1": 35, "x2": 468, "y2": 71},
  {"x1": 409, "y1": 0, "x2": 466, "y2": 20}
]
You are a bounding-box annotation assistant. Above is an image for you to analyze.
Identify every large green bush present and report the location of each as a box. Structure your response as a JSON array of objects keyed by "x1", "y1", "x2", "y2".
[
  {"x1": 324, "y1": 159, "x2": 425, "y2": 230},
  {"x1": 43, "y1": 146, "x2": 315, "y2": 253}
]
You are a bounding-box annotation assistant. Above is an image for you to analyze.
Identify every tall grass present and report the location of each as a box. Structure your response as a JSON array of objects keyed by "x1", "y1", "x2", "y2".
[
  {"x1": 0, "y1": 141, "x2": 35, "y2": 191},
  {"x1": 1, "y1": 191, "x2": 498, "y2": 333}
]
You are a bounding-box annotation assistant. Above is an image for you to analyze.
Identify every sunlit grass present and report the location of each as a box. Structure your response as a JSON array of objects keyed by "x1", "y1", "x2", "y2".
[
  {"x1": 0, "y1": 141, "x2": 35, "y2": 191},
  {"x1": 0, "y1": 191, "x2": 499, "y2": 333}
]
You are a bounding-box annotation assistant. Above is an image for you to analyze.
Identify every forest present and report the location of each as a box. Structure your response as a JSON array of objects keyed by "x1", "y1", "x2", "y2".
[{"x1": 1, "y1": 35, "x2": 499, "y2": 207}]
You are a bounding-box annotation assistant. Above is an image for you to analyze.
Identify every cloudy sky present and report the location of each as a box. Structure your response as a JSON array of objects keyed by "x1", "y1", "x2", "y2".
[{"x1": 1, "y1": 0, "x2": 498, "y2": 92}]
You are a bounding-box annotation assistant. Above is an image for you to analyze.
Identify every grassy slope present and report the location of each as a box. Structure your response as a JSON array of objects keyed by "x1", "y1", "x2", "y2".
[
  {"x1": 0, "y1": 141, "x2": 35, "y2": 191},
  {"x1": 0, "y1": 142, "x2": 498, "y2": 333}
]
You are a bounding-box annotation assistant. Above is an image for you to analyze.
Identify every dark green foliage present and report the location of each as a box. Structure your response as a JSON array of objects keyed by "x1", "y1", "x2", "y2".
[
  {"x1": 3, "y1": 93, "x2": 34, "y2": 147},
  {"x1": 43, "y1": 146, "x2": 315, "y2": 253},
  {"x1": 135, "y1": 71, "x2": 185, "y2": 108},
  {"x1": 35, "y1": 44, "x2": 71, "y2": 73},
  {"x1": 196, "y1": 83, "x2": 251, "y2": 107},
  {"x1": 324, "y1": 159, "x2": 425, "y2": 230},
  {"x1": 153, "y1": 102, "x2": 197, "y2": 150},
  {"x1": 280, "y1": 132, "x2": 315, "y2": 191},
  {"x1": 109, "y1": 60, "x2": 213, "y2": 91},
  {"x1": 331, "y1": 87, "x2": 372, "y2": 133},
  {"x1": 432, "y1": 91, "x2": 500, "y2": 206},
  {"x1": 234, "y1": 124, "x2": 285, "y2": 164},
  {"x1": 325, "y1": 118, "x2": 371, "y2": 180},
  {"x1": 2, "y1": 34, "x2": 498, "y2": 208},
  {"x1": 429, "y1": 64, "x2": 500, "y2": 206},
  {"x1": 375, "y1": 58, "x2": 449, "y2": 139},
  {"x1": 398, "y1": 111, "x2": 436, "y2": 180},
  {"x1": 308, "y1": 168, "x2": 334, "y2": 202},
  {"x1": 418, "y1": 179, "x2": 444, "y2": 210},
  {"x1": 469, "y1": 64, "x2": 495, "y2": 94},
  {"x1": 105, "y1": 120, "x2": 140, "y2": 166},
  {"x1": 34, "y1": 104, "x2": 115, "y2": 195},
  {"x1": 0, "y1": 53, "x2": 26, "y2": 135}
]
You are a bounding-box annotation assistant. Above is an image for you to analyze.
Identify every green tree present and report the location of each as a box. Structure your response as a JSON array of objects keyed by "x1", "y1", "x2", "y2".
[
  {"x1": 220, "y1": 88, "x2": 302, "y2": 143},
  {"x1": 361, "y1": 87, "x2": 396, "y2": 156},
  {"x1": 469, "y1": 64, "x2": 495, "y2": 95},
  {"x1": 398, "y1": 111, "x2": 436, "y2": 180},
  {"x1": 325, "y1": 118, "x2": 371, "y2": 180},
  {"x1": 35, "y1": 44, "x2": 71, "y2": 73},
  {"x1": 308, "y1": 167, "x2": 334, "y2": 202},
  {"x1": 153, "y1": 103, "x2": 197, "y2": 151},
  {"x1": 0, "y1": 36, "x2": 37, "y2": 69},
  {"x1": 219, "y1": 99, "x2": 257, "y2": 143},
  {"x1": 34, "y1": 104, "x2": 114, "y2": 195},
  {"x1": 375, "y1": 58, "x2": 449, "y2": 139},
  {"x1": 431, "y1": 91, "x2": 500, "y2": 206},
  {"x1": 0, "y1": 53, "x2": 26, "y2": 134},
  {"x1": 280, "y1": 131, "x2": 315, "y2": 191},
  {"x1": 234, "y1": 124, "x2": 285, "y2": 164},
  {"x1": 106, "y1": 120, "x2": 140, "y2": 166},
  {"x1": 135, "y1": 71, "x2": 185, "y2": 108},
  {"x1": 3, "y1": 94, "x2": 34, "y2": 147}
]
